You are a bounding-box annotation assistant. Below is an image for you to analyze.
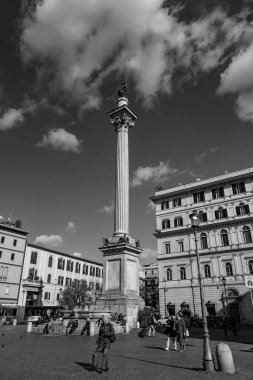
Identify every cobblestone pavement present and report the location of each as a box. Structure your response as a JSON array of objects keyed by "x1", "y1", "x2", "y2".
[{"x1": 0, "y1": 325, "x2": 252, "y2": 380}]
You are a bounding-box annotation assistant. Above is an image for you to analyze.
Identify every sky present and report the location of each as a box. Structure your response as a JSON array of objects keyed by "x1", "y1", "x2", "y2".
[{"x1": 0, "y1": 0, "x2": 253, "y2": 265}]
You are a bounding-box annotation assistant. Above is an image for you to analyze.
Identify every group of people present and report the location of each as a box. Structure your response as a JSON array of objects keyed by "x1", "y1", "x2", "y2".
[
  {"x1": 66, "y1": 319, "x2": 79, "y2": 335},
  {"x1": 164, "y1": 313, "x2": 190, "y2": 352},
  {"x1": 139, "y1": 313, "x2": 157, "y2": 337}
]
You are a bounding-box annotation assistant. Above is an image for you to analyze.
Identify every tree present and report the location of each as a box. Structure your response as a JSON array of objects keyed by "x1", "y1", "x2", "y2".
[{"x1": 59, "y1": 280, "x2": 90, "y2": 310}]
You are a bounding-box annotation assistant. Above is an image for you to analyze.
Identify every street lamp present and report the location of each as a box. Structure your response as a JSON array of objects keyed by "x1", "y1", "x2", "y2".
[
  {"x1": 222, "y1": 276, "x2": 228, "y2": 317},
  {"x1": 163, "y1": 278, "x2": 167, "y2": 316},
  {"x1": 190, "y1": 211, "x2": 214, "y2": 372}
]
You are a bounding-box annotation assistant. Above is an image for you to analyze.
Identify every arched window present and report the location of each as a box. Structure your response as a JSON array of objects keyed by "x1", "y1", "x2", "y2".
[
  {"x1": 167, "y1": 268, "x2": 172, "y2": 281},
  {"x1": 204, "y1": 264, "x2": 211, "y2": 278},
  {"x1": 93, "y1": 267, "x2": 95, "y2": 276},
  {"x1": 48, "y1": 256, "x2": 53, "y2": 268},
  {"x1": 180, "y1": 267, "x2": 186, "y2": 280},
  {"x1": 221, "y1": 230, "x2": 229, "y2": 246},
  {"x1": 243, "y1": 226, "x2": 252, "y2": 244},
  {"x1": 86, "y1": 265, "x2": 89, "y2": 275},
  {"x1": 249, "y1": 260, "x2": 253, "y2": 274},
  {"x1": 225, "y1": 262, "x2": 233, "y2": 276},
  {"x1": 200, "y1": 233, "x2": 208, "y2": 249},
  {"x1": 83, "y1": 264, "x2": 86, "y2": 274},
  {"x1": 174, "y1": 217, "x2": 183, "y2": 227}
]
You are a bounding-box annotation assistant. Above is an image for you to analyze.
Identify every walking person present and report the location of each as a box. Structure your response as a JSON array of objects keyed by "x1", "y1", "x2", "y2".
[
  {"x1": 148, "y1": 313, "x2": 156, "y2": 337},
  {"x1": 81, "y1": 317, "x2": 91, "y2": 335},
  {"x1": 176, "y1": 313, "x2": 186, "y2": 352},
  {"x1": 93, "y1": 315, "x2": 116, "y2": 374},
  {"x1": 183, "y1": 314, "x2": 191, "y2": 343},
  {"x1": 139, "y1": 313, "x2": 149, "y2": 338},
  {"x1": 230, "y1": 314, "x2": 238, "y2": 337},
  {"x1": 222, "y1": 316, "x2": 229, "y2": 337},
  {"x1": 165, "y1": 316, "x2": 177, "y2": 351}
]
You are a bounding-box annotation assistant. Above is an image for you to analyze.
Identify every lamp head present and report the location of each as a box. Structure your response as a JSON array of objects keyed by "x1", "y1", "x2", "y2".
[
  {"x1": 222, "y1": 276, "x2": 226, "y2": 286},
  {"x1": 190, "y1": 211, "x2": 200, "y2": 228}
]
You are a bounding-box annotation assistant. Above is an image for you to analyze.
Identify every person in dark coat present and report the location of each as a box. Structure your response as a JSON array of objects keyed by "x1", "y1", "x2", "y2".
[
  {"x1": 95, "y1": 315, "x2": 115, "y2": 373},
  {"x1": 176, "y1": 313, "x2": 186, "y2": 352},
  {"x1": 138, "y1": 314, "x2": 150, "y2": 337},
  {"x1": 222, "y1": 316, "x2": 229, "y2": 336},
  {"x1": 81, "y1": 317, "x2": 91, "y2": 335},
  {"x1": 230, "y1": 314, "x2": 238, "y2": 336},
  {"x1": 69, "y1": 319, "x2": 78, "y2": 335},
  {"x1": 164, "y1": 316, "x2": 178, "y2": 351}
]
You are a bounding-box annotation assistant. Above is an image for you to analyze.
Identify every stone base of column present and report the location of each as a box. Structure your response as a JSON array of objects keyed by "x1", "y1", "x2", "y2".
[{"x1": 96, "y1": 295, "x2": 145, "y2": 328}]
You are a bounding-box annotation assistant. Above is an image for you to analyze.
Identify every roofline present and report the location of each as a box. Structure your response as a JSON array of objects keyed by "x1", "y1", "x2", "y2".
[
  {"x1": 150, "y1": 167, "x2": 253, "y2": 202},
  {"x1": 27, "y1": 243, "x2": 103, "y2": 266},
  {"x1": 0, "y1": 223, "x2": 29, "y2": 236}
]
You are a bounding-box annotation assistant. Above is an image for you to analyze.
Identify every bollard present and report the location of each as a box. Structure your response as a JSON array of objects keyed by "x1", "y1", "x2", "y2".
[
  {"x1": 216, "y1": 343, "x2": 235, "y2": 374},
  {"x1": 89, "y1": 322, "x2": 95, "y2": 336},
  {"x1": 13, "y1": 319, "x2": 17, "y2": 326},
  {"x1": 136, "y1": 321, "x2": 140, "y2": 329},
  {"x1": 27, "y1": 321, "x2": 33, "y2": 333},
  {"x1": 125, "y1": 322, "x2": 130, "y2": 334}
]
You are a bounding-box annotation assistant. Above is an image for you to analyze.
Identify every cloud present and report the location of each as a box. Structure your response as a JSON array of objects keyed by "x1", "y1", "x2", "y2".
[
  {"x1": 33, "y1": 234, "x2": 63, "y2": 249},
  {"x1": 140, "y1": 248, "x2": 157, "y2": 265},
  {"x1": 99, "y1": 200, "x2": 114, "y2": 214},
  {"x1": 0, "y1": 108, "x2": 24, "y2": 131},
  {"x1": 19, "y1": 2, "x2": 253, "y2": 122},
  {"x1": 66, "y1": 221, "x2": 77, "y2": 234},
  {"x1": 194, "y1": 146, "x2": 218, "y2": 163},
  {"x1": 146, "y1": 200, "x2": 156, "y2": 215},
  {"x1": 36, "y1": 128, "x2": 82, "y2": 153},
  {"x1": 131, "y1": 161, "x2": 178, "y2": 187}
]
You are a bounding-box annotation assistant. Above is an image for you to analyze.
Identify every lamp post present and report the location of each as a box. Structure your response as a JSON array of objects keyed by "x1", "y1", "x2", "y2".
[
  {"x1": 222, "y1": 276, "x2": 228, "y2": 317},
  {"x1": 190, "y1": 212, "x2": 214, "y2": 372},
  {"x1": 58, "y1": 288, "x2": 62, "y2": 314},
  {"x1": 163, "y1": 279, "x2": 167, "y2": 316}
]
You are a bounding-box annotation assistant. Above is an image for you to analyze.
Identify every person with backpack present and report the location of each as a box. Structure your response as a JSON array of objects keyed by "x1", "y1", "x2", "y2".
[{"x1": 93, "y1": 315, "x2": 116, "y2": 374}]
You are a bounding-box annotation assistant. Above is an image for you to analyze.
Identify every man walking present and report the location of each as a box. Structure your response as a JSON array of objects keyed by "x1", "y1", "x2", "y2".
[
  {"x1": 176, "y1": 313, "x2": 186, "y2": 352},
  {"x1": 94, "y1": 315, "x2": 115, "y2": 374}
]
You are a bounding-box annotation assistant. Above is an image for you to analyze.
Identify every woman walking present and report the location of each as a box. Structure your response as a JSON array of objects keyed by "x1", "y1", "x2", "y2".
[
  {"x1": 93, "y1": 315, "x2": 115, "y2": 374},
  {"x1": 165, "y1": 316, "x2": 177, "y2": 351}
]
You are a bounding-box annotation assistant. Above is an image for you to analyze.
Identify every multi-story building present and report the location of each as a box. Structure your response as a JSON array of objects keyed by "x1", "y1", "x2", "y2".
[
  {"x1": 0, "y1": 219, "x2": 28, "y2": 319},
  {"x1": 17, "y1": 244, "x2": 103, "y2": 321},
  {"x1": 142, "y1": 263, "x2": 159, "y2": 309},
  {"x1": 151, "y1": 168, "x2": 253, "y2": 324}
]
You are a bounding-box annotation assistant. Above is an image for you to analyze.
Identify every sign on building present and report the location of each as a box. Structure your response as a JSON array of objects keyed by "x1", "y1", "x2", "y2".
[{"x1": 245, "y1": 276, "x2": 253, "y2": 289}]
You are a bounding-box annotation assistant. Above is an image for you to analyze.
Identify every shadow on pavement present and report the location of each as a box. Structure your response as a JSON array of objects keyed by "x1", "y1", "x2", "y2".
[
  {"x1": 112, "y1": 354, "x2": 204, "y2": 372},
  {"x1": 240, "y1": 348, "x2": 253, "y2": 353},
  {"x1": 75, "y1": 362, "x2": 97, "y2": 372}
]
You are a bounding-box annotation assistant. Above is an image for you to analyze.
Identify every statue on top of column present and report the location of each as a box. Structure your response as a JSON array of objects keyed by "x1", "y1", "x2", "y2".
[{"x1": 118, "y1": 80, "x2": 127, "y2": 97}]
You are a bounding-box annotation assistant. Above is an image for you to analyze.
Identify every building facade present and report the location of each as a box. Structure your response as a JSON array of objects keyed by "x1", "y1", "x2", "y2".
[
  {"x1": 17, "y1": 244, "x2": 103, "y2": 321},
  {"x1": 151, "y1": 168, "x2": 253, "y2": 324},
  {"x1": 0, "y1": 219, "x2": 28, "y2": 316}
]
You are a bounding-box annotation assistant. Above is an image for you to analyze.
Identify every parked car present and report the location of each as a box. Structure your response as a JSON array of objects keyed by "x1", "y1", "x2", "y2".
[
  {"x1": 27, "y1": 316, "x2": 42, "y2": 324},
  {"x1": 157, "y1": 317, "x2": 169, "y2": 326}
]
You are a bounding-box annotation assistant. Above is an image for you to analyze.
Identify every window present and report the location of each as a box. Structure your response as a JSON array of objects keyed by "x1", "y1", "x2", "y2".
[
  {"x1": 232, "y1": 182, "x2": 245, "y2": 195},
  {"x1": 75, "y1": 262, "x2": 80, "y2": 273},
  {"x1": 83, "y1": 264, "x2": 86, "y2": 275},
  {"x1": 193, "y1": 191, "x2": 205, "y2": 203},
  {"x1": 173, "y1": 198, "x2": 181, "y2": 207},
  {"x1": 28, "y1": 268, "x2": 36, "y2": 280},
  {"x1": 243, "y1": 226, "x2": 252, "y2": 244},
  {"x1": 215, "y1": 207, "x2": 228, "y2": 219},
  {"x1": 66, "y1": 277, "x2": 71, "y2": 286},
  {"x1": 165, "y1": 243, "x2": 170, "y2": 254},
  {"x1": 90, "y1": 266, "x2": 93, "y2": 276},
  {"x1": 5, "y1": 286, "x2": 9, "y2": 295},
  {"x1": 44, "y1": 292, "x2": 51, "y2": 300},
  {"x1": 225, "y1": 262, "x2": 233, "y2": 276},
  {"x1": 167, "y1": 268, "x2": 172, "y2": 281},
  {"x1": 93, "y1": 267, "x2": 95, "y2": 276},
  {"x1": 11, "y1": 253, "x2": 15, "y2": 261},
  {"x1": 67, "y1": 260, "x2": 73, "y2": 272},
  {"x1": 86, "y1": 265, "x2": 89, "y2": 275},
  {"x1": 199, "y1": 212, "x2": 207, "y2": 222},
  {"x1": 13, "y1": 239, "x2": 17, "y2": 247},
  {"x1": 161, "y1": 201, "x2": 169, "y2": 210},
  {"x1": 1, "y1": 236, "x2": 5, "y2": 244},
  {"x1": 174, "y1": 217, "x2": 183, "y2": 227},
  {"x1": 57, "y1": 258, "x2": 65, "y2": 270},
  {"x1": 30, "y1": 251, "x2": 38, "y2": 264},
  {"x1": 212, "y1": 187, "x2": 224, "y2": 199},
  {"x1": 249, "y1": 260, "x2": 253, "y2": 274},
  {"x1": 96, "y1": 268, "x2": 99, "y2": 277},
  {"x1": 0, "y1": 251, "x2": 2, "y2": 258},
  {"x1": 0, "y1": 266, "x2": 8, "y2": 281},
  {"x1": 221, "y1": 230, "x2": 229, "y2": 246},
  {"x1": 56, "y1": 293, "x2": 60, "y2": 301},
  {"x1": 180, "y1": 267, "x2": 186, "y2": 280},
  {"x1": 236, "y1": 203, "x2": 250, "y2": 216},
  {"x1": 48, "y1": 256, "x2": 53, "y2": 268},
  {"x1": 204, "y1": 264, "x2": 211, "y2": 278},
  {"x1": 162, "y1": 219, "x2": 170, "y2": 229},
  {"x1": 47, "y1": 274, "x2": 51, "y2": 283},
  {"x1": 58, "y1": 276, "x2": 64, "y2": 286},
  {"x1": 200, "y1": 233, "x2": 208, "y2": 249},
  {"x1": 178, "y1": 241, "x2": 184, "y2": 252},
  {"x1": 96, "y1": 283, "x2": 100, "y2": 291}
]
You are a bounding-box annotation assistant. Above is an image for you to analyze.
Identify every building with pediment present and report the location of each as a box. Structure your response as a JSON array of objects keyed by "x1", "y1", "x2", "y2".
[{"x1": 151, "y1": 167, "x2": 253, "y2": 324}]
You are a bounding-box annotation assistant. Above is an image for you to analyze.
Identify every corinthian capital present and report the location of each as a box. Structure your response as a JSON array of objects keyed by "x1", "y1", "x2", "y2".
[{"x1": 110, "y1": 112, "x2": 135, "y2": 131}]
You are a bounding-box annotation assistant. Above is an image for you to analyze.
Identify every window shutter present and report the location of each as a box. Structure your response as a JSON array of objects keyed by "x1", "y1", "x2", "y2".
[
  {"x1": 246, "y1": 204, "x2": 250, "y2": 214},
  {"x1": 235, "y1": 206, "x2": 240, "y2": 216},
  {"x1": 215, "y1": 210, "x2": 219, "y2": 219},
  {"x1": 224, "y1": 209, "x2": 228, "y2": 218}
]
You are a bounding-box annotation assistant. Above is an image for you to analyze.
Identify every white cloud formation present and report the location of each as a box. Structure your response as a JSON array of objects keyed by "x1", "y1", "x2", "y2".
[
  {"x1": 146, "y1": 200, "x2": 156, "y2": 215},
  {"x1": 34, "y1": 234, "x2": 63, "y2": 249},
  {"x1": 19, "y1": 2, "x2": 253, "y2": 121},
  {"x1": 36, "y1": 128, "x2": 82, "y2": 153},
  {"x1": 131, "y1": 161, "x2": 178, "y2": 187},
  {"x1": 66, "y1": 221, "x2": 77, "y2": 234},
  {"x1": 194, "y1": 146, "x2": 218, "y2": 163},
  {"x1": 140, "y1": 248, "x2": 157, "y2": 265},
  {"x1": 99, "y1": 200, "x2": 114, "y2": 214},
  {"x1": 0, "y1": 108, "x2": 24, "y2": 131}
]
